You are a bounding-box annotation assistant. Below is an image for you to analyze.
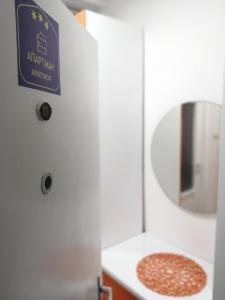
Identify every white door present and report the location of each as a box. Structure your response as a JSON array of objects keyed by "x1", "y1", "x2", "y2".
[
  {"x1": 181, "y1": 102, "x2": 220, "y2": 214},
  {"x1": 0, "y1": 1, "x2": 100, "y2": 299},
  {"x1": 192, "y1": 103, "x2": 220, "y2": 214},
  {"x1": 200, "y1": 103, "x2": 220, "y2": 213}
]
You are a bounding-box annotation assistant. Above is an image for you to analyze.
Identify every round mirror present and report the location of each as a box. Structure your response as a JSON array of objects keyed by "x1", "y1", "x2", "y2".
[{"x1": 151, "y1": 102, "x2": 221, "y2": 215}]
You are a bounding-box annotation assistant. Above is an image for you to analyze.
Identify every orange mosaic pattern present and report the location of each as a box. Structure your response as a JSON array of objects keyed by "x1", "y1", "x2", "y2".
[{"x1": 137, "y1": 253, "x2": 207, "y2": 297}]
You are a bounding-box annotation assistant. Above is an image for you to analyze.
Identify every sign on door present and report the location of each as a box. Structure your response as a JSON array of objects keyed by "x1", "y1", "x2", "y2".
[{"x1": 15, "y1": 0, "x2": 61, "y2": 95}]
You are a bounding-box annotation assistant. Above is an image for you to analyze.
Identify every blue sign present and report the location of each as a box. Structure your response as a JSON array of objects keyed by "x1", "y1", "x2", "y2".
[{"x1": 15, "y1": 0, "x2": 60, "y2": 95}]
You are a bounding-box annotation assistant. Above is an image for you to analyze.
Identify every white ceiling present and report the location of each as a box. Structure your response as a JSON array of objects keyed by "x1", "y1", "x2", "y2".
[{"x1": 62, "y1": 0, "x2": 113, "y2": 11}]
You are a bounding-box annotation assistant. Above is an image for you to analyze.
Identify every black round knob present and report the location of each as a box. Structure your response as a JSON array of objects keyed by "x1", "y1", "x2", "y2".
[
  {"x1": 38, "y1": 102, "x2": 52, "y2": 121},
  {"x1": 41, "y1": 172, "x2": 53, "y2": 195},
  {"x1": 45, "y1": 176, "x2": 52, "y2": 190}
]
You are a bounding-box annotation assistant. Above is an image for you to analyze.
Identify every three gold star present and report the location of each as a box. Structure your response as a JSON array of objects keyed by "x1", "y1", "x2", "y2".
[{"x1": 31, "y1": 10, "x2": 48, "y2": 30}]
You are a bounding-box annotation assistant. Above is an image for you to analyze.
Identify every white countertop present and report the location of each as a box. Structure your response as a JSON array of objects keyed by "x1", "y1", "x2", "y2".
[{"x1": 101, "y1": 233, "x2": 213, "y2": 300}]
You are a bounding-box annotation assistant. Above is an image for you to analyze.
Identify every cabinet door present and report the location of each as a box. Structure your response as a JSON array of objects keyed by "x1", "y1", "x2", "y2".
[
  {"x1": 0, "y1": 1, "x2": 100, "y2": 299},
  {"x1": 102, "y1": 272, "x2": 138, "y2": 300}
]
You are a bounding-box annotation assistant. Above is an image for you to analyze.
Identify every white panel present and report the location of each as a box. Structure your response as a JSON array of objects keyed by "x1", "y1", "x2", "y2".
[
  {"x1": 86, "y1": 11, "x2": 143, "y2": 248},
  {"x1": 100, "y1": 0, "x2": 225, "y2": 261},
  {"x1": 0, "y1": 0, "x2": 100, "y2": 299}
]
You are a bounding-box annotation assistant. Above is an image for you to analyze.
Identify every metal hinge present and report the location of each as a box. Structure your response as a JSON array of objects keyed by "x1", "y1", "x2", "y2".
[{"x1": 98, "y1": 276, "x2": 113, "y2": 300}]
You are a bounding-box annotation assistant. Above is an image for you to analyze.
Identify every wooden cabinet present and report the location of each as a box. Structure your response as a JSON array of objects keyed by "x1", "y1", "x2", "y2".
[{"x1": 101, "y1": 272, "x2": 138, "y2": 300}]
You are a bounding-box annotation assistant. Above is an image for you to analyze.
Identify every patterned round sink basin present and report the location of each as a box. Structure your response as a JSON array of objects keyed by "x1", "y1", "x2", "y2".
[{"x1": 137, "y1": 253, "x2": 207, "y2": 297}]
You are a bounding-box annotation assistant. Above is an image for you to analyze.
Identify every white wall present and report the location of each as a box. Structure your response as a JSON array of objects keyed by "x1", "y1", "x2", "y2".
[
  {"x1": 86, "y1": 11, "x2": 143, "y2": 248},
  {"x1": 100, "y1": 0, "x2": 225, "y2": 261}
]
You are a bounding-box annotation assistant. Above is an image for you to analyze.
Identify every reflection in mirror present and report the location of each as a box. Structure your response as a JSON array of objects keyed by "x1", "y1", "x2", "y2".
[{"x1": 151, "y1": 102, "x2": 221, "y2": 215}]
